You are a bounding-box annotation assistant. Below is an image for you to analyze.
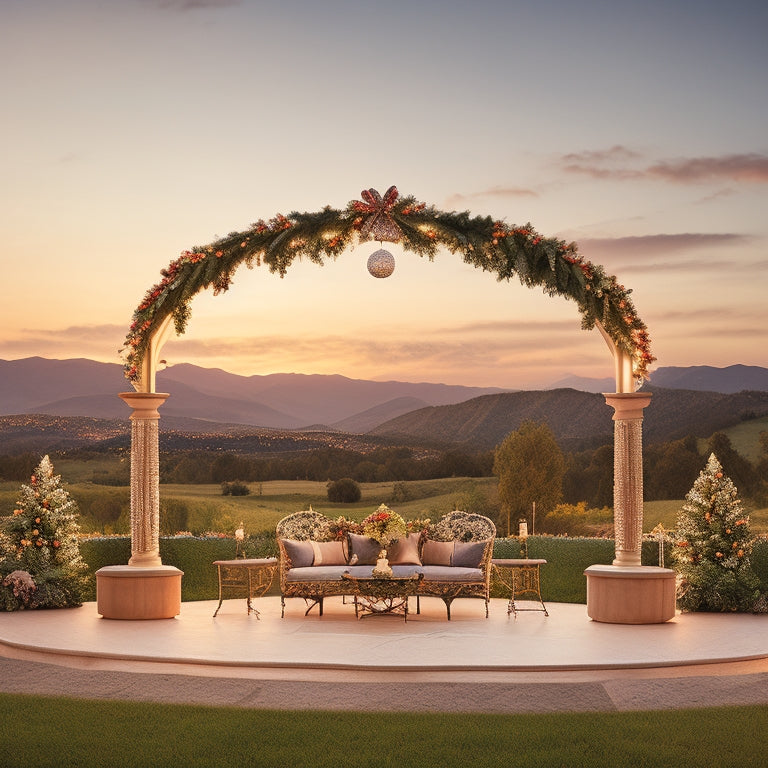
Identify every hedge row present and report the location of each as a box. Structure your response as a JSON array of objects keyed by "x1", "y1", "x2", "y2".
[{"x1": 77, "y1": 535, "x2": 768, "y2": 605}]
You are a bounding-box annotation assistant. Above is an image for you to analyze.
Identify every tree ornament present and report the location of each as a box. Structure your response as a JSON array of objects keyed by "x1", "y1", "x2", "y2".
[{"x1": 367, "y1": 248, "x2": 395, "y2": 278}]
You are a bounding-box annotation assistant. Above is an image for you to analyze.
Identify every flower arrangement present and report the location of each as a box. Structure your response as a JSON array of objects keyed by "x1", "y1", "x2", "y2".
[{"x1": 361, "y1": 504, "x2": 407, "y2": 546}]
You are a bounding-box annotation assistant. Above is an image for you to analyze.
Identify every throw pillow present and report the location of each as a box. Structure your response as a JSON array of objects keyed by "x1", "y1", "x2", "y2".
[
  {"x1": 281, "y1": 539, "x2": 314, "y2": 568},
  {"x1": 310, "y1": 540, "x2": 347, "y2": 566},
  {"x1": 348, "y1": 533, "x2": 381, "y2": 565},
  {"x1": 421, "y1": 539, "x2": 454, "y2": 566},
  {"x1": 387, "y1": 534, "x2": 422, "y2": 565},
  {"x1": 451, "y1": 540, "x2": 489, "y2": 568}
]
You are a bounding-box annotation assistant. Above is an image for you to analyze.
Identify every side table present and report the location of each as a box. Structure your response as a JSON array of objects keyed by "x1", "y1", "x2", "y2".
[
  {"x1": 492, "y1": 558, "x2": 548, "y2": 617},
  {"x1": 212, "y1": 558, "x2": 278, "y2": 618}
]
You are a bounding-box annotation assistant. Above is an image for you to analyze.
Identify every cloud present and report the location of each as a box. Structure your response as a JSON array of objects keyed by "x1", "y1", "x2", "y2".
[
  {"x1": 141, "y1": 0, "x2": 241, "y2": 10},
  {"x1": 162, "y1": 323, "x2": 605, "y2": 375},
  {"x1": 558, "y1": 148, "x2": 768, "y2": 184},
  {"x1": 648, "y1": 154, "x2": 768, "y2": 183},
  {"x1": 445, "y1": 186, "x2": 539, "y2": 209},
  {"x1": 578, "y1": 233, "x2": 750, "y2": 264},
  {"x1": 0, "y1": 325, "x2": 126, "y2": 361},
  {"x1": 558, "y1": 145, "x2": 644, "y2": 180}
]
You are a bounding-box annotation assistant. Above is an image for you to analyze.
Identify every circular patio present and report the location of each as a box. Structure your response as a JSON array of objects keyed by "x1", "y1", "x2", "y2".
[{"x1": 1, "y1": 597, "x2": 767, "y2": 713}]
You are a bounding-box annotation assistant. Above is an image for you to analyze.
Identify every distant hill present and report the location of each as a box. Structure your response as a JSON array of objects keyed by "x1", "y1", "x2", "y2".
[
  {"x1": 649, "y1": 365, "x2": 768, "y2": 393},
  {"x1": 370, "y1": 387, "x2": 768, "y2": 450},
  {"x1": 551, "y1": 365, "x2": 768, "y2": 394}
]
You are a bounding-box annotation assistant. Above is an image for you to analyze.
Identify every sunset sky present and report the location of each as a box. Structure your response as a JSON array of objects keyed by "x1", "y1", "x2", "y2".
[{"x1": 2, "y1": 0, "x2": 767, "y2": 389}]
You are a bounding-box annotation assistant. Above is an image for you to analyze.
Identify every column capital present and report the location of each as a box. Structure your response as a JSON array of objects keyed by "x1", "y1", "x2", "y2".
[
  {"x1": 119, "y1": 392, "x2": 170, "y2": 420},
  {"x1": 603, "y1": 391, "x2": 652, "y2": 421}
]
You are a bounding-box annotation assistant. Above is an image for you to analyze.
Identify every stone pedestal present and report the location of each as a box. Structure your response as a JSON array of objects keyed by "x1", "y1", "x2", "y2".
[
  {"x1": 585, "y1": 565, "x2": 676, "y2": 624},
  {"x1": 96, "y1": 565, "x2": 183, "y2": 620}
]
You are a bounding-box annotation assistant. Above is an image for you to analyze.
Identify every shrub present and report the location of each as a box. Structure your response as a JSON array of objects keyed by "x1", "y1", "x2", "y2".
[
  {"x1": 326, "y1": 477, "x2": 361, "y2": 503},
  {"x1": 221, "y1": 481, "x2": 250, "y2": 497},
  {"x1": 159, "y1": 498, "x2": 189, "y2": 535}
]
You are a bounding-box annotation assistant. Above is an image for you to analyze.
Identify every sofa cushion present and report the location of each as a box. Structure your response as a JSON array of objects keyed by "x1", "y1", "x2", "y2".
[
  {"x1": 451, "y1": 540, "x2": 489, "y2": 568},
  {"x1": 422, "y1": 539, "x2": 454, "y2": 566},
  {"x1": 421, "y1": 565, "x2": 483, "y2": 582},
  {"x1": 286, "y1": 565, "x2": 350, "y2": 582},
  {"x1": 286, "y1": 564, "x2": 425, "y2": 582},
  {"x1": 348, "y1": 533, "x2": 381, "y2": 565},
  {"x1": 281, "y1": 539, "x2": 314, "y2": 568},
  {"x1": 387, "y1": 534, "x2": 422, "y2": 565}
]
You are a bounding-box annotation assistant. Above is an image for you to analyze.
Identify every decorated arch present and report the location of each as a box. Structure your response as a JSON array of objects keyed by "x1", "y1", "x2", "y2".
[
  {"x1": 120, "y1": 186, "x2": 654, "y2": 393},
  {"x1": 106, "y1": 187, "x2": 668, "y2": 625}
]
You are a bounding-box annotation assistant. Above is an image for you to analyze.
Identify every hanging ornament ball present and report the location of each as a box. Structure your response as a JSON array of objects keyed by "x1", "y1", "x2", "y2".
[{"x1": 367, "y1": 248, "x2": 395, "y2": 278}]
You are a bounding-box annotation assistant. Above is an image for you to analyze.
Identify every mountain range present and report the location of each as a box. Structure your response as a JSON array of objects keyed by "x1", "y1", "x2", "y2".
[
  {"x1": 1, "y1": 358, "x2": 767, "y2": 433},
  {"x1": 0, "y1": 357, "x2": 507, "y2": 431},
  {"x1": 1, "y1": 358, "x2": 767, "y2": 454}
]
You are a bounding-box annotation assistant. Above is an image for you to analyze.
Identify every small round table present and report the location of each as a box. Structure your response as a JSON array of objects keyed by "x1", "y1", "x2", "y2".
[
  {"x1": 212, "y1": 558, "x2": 278, "y2": 617},
  {"x1": 491, "y1": 558, "x2": 548, "y2": 617}
]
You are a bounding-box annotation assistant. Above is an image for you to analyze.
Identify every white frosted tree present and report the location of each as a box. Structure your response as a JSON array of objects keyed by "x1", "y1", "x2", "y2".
[
  {"x1": 673, "y1": 453, "x2": 759, "y2": 612},
  {"x1": 1, "y1": 456, "x2": 89, "y2": 610}
]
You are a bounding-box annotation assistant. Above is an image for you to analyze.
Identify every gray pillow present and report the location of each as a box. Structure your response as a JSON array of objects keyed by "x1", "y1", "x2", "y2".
[
  {"x1": 348, "y1": 533, "x2": 381, "y2": 565},
  {"x1": 281, "y1": 538, "x2": 314, "y2": 568},
  {"x1": 451, "y1": 540, "x2": 488, "y2": 568}
]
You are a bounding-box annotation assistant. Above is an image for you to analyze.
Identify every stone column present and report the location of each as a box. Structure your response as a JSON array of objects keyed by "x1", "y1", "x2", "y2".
[
  {"x1": 603, "y1": 392, "x2": 652, "y2": 566},
  {"x1": 118, "y1": 392, "x2": 169, "y2": 567}
]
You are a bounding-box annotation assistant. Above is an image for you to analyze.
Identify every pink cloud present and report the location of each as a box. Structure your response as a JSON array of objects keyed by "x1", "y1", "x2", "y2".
[
  {"x1": 648, "y1": 154, "x2": 768, "y2": 183},
  {"x1": 578, "y1": 233, "x2": 749, "y2": 259},
  {"x1": 559, "y1": 148, "x2": 768, "y2": 184},
  {"x1": 445, "y1": 186, "x2": 538, "y2": 209}
]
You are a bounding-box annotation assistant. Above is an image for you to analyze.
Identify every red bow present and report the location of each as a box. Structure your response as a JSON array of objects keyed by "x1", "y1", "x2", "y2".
[{"x1": 352, "y1": 186, "x2": 401, "y2": 242}]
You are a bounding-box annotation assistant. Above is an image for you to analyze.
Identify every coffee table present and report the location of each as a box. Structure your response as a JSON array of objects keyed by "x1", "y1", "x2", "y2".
[{"x1": 341, "y1": 572, "x2": 423, "y2": 621}]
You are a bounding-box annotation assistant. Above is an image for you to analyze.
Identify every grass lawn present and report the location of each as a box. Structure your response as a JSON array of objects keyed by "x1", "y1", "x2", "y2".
[
  {"x1": 0, "y1": 694, "x2": 766, "y2": 768},
  {"x1": 644, "y1": 498, "x2": 768, "y2": 532}
]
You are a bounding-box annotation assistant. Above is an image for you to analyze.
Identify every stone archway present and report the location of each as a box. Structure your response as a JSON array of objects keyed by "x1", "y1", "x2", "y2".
[{"x1": 102, "y1": 187, "x2": 673, "y2": 623}]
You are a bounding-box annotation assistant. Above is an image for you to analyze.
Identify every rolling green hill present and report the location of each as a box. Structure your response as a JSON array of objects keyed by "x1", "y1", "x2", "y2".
[{"x1": 371, "y1": 387, "x2": 768, "y2": 451}]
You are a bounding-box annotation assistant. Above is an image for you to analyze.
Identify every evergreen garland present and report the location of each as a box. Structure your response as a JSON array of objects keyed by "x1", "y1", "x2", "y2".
[
  {"x1": 121, "y1": 186, "x2": 654, "y2": 386},
  {"x1": 673, "y1": 453, "x2": 761, "y2": 612},
  {"x1": 0, "y1": 456, "x2": 89, "y2": 610}
]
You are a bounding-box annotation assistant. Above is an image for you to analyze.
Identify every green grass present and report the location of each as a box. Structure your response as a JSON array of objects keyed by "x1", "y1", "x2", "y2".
[
  {"x1": 2, "y1": 476, "x2": 766, "y2": 538},
  {"x1": 155, "y1": 477, "x2": 498, "y2": 536},
  {"x1": 644, "y1": 498, "x2": 768, "y2": 533},
  {"x1": 0, "y1": 694, "x2": 766, "y2": 768},
  {"x1": 699, "y1": 415, "x2": 768, "y2": 463}
]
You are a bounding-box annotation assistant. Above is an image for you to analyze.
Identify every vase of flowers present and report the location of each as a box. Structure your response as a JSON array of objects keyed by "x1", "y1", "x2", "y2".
[{"x1": 362, "y1": 504, "x2": 407, "y2": 578}]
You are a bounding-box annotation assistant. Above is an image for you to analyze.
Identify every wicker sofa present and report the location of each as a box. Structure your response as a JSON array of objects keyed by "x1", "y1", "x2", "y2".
[{"x1": 276, "y1": 508, "x2": 496, "y2": 619}]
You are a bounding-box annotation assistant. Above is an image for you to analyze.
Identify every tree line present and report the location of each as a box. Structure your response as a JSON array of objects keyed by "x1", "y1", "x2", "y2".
[{"x1": 1, "y1": 427, "x2": 765, "y2": 512}]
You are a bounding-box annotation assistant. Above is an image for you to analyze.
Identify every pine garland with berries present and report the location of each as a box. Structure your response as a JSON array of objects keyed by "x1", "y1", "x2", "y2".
[
  {"x1": 0, "y1": 456, "x2": 89, "y2": 610},
  {"x1": 121, "y1": 186, "x2": 654, "y2": 387},
  {"x1": 673, "y1": 453, "x2": 761, "y2": 612}
]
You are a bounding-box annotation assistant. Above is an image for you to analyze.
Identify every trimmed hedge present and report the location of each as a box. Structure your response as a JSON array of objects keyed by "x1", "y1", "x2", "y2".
[
  {"x1": 78, "y1": 534, "x2": 277, "y2": 602},
  {"x1": 76, "y1": 535, "x2": 768, "y2": 605}
]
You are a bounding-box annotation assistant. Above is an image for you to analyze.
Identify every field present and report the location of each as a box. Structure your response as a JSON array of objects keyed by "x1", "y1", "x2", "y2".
[{"x1": 2, "y1": 473, "x2": 766, "y2": 536}]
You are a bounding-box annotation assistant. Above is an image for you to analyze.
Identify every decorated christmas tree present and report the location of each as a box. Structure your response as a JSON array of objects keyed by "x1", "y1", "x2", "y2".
[
  {"x1": 673, "y1": 453, "x2": 760, "y2": 612},
  {"x1": 0, "y1": 456, "x2": 89, "y2": 610}
]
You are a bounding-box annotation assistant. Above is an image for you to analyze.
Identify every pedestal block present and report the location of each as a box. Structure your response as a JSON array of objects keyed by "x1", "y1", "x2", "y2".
[
  {"x1": 96, "y1": 565, "x2": 183, "y2": 620},
  {"x1": 585, "y1": 564, "x2": 676, "y2": 624}
]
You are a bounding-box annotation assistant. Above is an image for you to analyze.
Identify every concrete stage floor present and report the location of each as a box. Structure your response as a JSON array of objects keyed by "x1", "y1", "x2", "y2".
[{"x1": 1, "y1": 596, "x2": 767, "y2": 713}]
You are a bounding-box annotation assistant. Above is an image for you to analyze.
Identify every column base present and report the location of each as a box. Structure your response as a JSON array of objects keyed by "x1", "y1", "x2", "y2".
[
  {"x1": 96, "y1": 565, "x2": 183, "y2": 620},
  {"x1": 585, "y1": 565, "x2": 676, "y2": 624}
]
